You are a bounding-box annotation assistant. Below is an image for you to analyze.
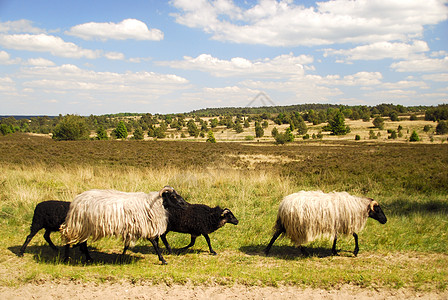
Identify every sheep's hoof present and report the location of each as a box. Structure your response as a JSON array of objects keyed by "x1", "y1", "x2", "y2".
[
  {"x1": 161, "y1": 260, "x2": 168, "y2": 265},
  {"x1": 211, "y1": 251, "x2": 217, "y2": 255},
  {"x1": 17, "y1": 253, "x2": 24, "y2": 257}
]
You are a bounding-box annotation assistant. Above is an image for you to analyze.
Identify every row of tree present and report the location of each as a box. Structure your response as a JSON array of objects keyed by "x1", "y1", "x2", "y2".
[{"x1": 1, "y1": 104, "x2": 447, "y2": 140}]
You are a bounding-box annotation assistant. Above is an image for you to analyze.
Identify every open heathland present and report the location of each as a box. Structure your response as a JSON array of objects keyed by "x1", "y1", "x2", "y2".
[{"x1": 0, "y1": 133, "x2": 447, "y2": 295}]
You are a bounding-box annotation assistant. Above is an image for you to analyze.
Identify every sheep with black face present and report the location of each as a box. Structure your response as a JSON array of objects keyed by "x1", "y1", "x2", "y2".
[
  {"x1": 161, "y1": 196, "x2": 238, "y2": 255},
  {"x1": 265, "y1": 191, "x2": 387, "y2": 256}
]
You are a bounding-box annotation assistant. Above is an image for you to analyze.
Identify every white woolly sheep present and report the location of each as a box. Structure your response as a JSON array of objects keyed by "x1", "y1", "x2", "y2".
[
  {"x1": 60, "y1": 186, "x2": 184, "y2": 264},
  {"x1": 264, "y1": 191, "x2": 387, "y2": 256}
]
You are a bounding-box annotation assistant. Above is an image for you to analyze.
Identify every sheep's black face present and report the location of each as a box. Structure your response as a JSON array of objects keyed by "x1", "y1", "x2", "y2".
[
  {"x1": 162, "y1": 190, "x2": 188, "y2": 209},
  {"x1": 369, "y1": 205, "x2": 387, "y2": 224},
  {"x1": 222, "y1": 208, "x2": 239, "y2": 225}
]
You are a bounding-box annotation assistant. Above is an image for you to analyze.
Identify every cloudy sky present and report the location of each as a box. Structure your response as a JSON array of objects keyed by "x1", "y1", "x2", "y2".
[{"x1": 1, "y1": 0, "x2": 447, "y2": 115}]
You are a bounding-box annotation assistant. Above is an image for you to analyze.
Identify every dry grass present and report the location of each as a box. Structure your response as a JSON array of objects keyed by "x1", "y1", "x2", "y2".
[{"x1": 0, "y1": 133, "x2": 447, "y2": 290}]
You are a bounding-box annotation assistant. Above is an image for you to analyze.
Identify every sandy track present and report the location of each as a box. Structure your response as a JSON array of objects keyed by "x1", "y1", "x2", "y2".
[{"x1": 1, "y1": 282, "x2": 447, "y2": 300}]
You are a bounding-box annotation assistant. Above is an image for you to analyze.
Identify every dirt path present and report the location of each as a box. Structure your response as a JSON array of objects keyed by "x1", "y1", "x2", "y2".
[{"x1": 1, "y1": 282, "x2": 446, "y2": 300}]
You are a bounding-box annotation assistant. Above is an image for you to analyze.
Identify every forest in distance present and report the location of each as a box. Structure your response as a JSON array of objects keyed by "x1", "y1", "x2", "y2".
[{"x1": 1, "y1": 103, "x2": 447, "y2": 143}]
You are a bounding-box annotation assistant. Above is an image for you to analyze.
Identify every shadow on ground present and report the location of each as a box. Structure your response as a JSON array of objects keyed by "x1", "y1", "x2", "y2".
[{"x1": 239, "y1": 244, "x2": 355, "y2": 259}]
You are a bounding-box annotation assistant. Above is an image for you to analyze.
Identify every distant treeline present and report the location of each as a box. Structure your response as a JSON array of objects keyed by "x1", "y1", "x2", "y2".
[
  {"x1": 1, "y1": 103, "x2": 447, "y2": 139},
  {"x1": 190, "y1": 103, "x2": 434, "y2": 117}
]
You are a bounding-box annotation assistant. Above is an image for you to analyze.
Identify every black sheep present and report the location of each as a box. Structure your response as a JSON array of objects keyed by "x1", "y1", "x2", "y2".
[
  {"x1": 19, "y1": 200, "x2": 70, "y2": 256},
  {"x1": 161, "y1": 197, "x2": 239, "y2": 255}
]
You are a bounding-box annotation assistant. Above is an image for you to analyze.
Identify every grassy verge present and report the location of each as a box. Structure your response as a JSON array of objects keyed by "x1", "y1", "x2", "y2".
[{"x1": 0, "y1": 134, "x2": 447, "y2": 291}]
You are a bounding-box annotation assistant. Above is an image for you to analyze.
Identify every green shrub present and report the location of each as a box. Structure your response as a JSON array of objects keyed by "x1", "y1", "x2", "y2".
[
  {"x1": 255, "y1": 124, "x2": 264, "y2": 138},
  {"x1": 388, "y1": 130, "x2": 397, "y2": 139},
  {"x1": 328, "y1": 112, "x2": 350, "y2": 135},
  {"x1": 436, "y1": 120, "x2": 448, "y2": 135},
  {"x1": 410, "y1": 130, "x2": 420, "y2": 142},
  {"x1": 113, "y1": 121, "x2": 128, "y2": 139},
  {"x1": 206, "y1": 131, "x2": 216, "y2": 143},
  {"x1": 95, "y1": 126, "x2": 108, "y2": 140},
  {"x1": 52, "y1": 115, "x2": 90, "y2": 141},
  {"x1": 373, "y1": 116, "x2": 384, "y2": 130},
  {"x1": 133, "y1": 127, "x2": 144, "y2": 140},
  {"x1": 355, "y1": 134, "x2": 361, "y2": 140}
]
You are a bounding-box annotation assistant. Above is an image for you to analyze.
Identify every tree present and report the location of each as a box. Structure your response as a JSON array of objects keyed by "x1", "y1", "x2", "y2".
[
  {"x1": 388, "y1": 130, "x2": 397, "y2": 139},
  {"x1": 209, "y1": 118, "x2": 218, "y2": 128},
  {"x1": 373, "y1": 116, "x2": 384, "y2": 130},
  {"x1": 389, "y1": 111, "x2": 399, "y2": 121},
  {"x1": 328, "y1": 112, "x2": 350, "y2": 135},
  {"x1": 95, "y1": 126, "x2": 108, "y2": 140},
  {"x1": 133, "y1": 127, "x2": 144, "y2": 140},
  {"x1": 271, "y1": 127, "x2": 278, "y2": 138},
  {"x1": 234, "y1": 121, "x2": 243, "y2": 133},
  {"x1": 255, "y1": 122, "x2": 264, "y2": 138},
  {"x1": 436, "y1": 121, "x2": 448, "y2": 135},
  {"x1": 206, "y1": 131, "x2": 216, "y2": 143},
  {"x1": 113, "y1": 121, "x2": 128, "y2": 139},
  {"x1": 52, "y1": 115, "x2": 90, "y2": 141},
  {"x1": 153, "y1": 126, "x2": 166, "y2": 138},
  {"x1": 296, "y1": 116, "x2": 308, "y2": 135},
  {"x1": 409, "y1": 130, "x2": 419, "y2": 142},
  {"x1": 0, "y1": 124, "x2": 13, "y2": 136},
  {"x1": 187, "y1": 119, "x2": 199, "y2": 137},
  {"x1": 274, "y1": 128, "x2": 294, "y2": 144}
]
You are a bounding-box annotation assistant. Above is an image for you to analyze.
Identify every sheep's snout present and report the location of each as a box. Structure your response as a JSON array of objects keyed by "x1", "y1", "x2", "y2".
[
  {"x1": 222, "y1": 208, "x2": 239, "y2": 225},
  {"x1": 369, "y1": 204, "x2": 387, "y2": 224}
]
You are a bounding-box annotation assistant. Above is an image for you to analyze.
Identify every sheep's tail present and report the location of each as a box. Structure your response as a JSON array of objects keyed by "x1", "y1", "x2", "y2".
[{"x1": 273, "y1": 215, "x2": 286, "y2": 236}]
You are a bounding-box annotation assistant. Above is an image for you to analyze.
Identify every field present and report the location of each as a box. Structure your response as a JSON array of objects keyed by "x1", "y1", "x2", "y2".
[{"x1": 0, "y1": 133, "x2": 447, "y2": 297}]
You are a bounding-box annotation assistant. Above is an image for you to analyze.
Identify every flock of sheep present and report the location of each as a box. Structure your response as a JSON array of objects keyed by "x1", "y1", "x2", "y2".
[{"x1": 18, "y1": 186, "x2": 387, "y2": 264}]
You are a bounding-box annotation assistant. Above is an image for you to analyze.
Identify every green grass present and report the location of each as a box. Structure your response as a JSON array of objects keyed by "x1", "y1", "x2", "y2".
[{"x1": 0, "y1": 133, "x2": 447, "y2": 291}]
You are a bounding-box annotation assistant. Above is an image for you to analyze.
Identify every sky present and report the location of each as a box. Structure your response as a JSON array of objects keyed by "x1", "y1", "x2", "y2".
[{"x1": 0, "y1": 0, "x2": 447, "y2": 116}]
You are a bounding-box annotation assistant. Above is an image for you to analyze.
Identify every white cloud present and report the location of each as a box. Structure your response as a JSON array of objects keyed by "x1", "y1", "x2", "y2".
[
  {"x1": 382, "y1": 80, "x2": 429, "y2": 90},
  {"x1": 104, "y1": 52, "x2": 126, "y2": 60},
  {"x1": 324, "y1": 41, "x2": 429, "y2": 61},
  {"x1": 66, "y1": 19, "x2": 164, "y2": 41},
  {"x1": 0, "y1": 33, "x2": 101, "y2": 59},
  {"x1": 0, "y1": 50, "x2": 21, "y2": 65},
  {"x1": 157, "y1": 53, "x2": 313, "y2": 78},
  {"x1": 171, "y1": 0, "x2": 448, "y2": 46},
  {"x1": 391, "y1": 55, "x2": 448, "y2": 72},
  {"x1": 422, "y1": 73, "x2": 448, "y2": 82},
  {"x1": 19, "y1": 64, "x2": 189, "y2": 97},
  {"x1": 0, "y1": 33, "x2": 127, "y2": 60},
  {"x1": 0, "y1": 76, "x2": 16, "y2": 93},
  {"x1": 317, "y1": 72, "x2": 383, "y2": 86},
  {"x1": 26, "y1": 58, "x2": 55, "y2": 67},
  {"x1": 0, "y1": 19, "x2": 45, "y2": 34}
]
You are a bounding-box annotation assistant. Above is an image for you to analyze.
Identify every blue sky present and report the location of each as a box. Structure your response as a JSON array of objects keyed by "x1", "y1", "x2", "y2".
[{"x1": 0, "y1": 0, "x2": 447, "y2": 115}]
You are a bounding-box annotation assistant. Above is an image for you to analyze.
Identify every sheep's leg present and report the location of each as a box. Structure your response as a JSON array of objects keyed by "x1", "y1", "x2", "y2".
[
  {"x1": 148, "y1": 236, "x2": 167, "y2": 265},
  {"x1": 299, "y1": 246, "x2": 309, "y2": 256},
  {"x1": 43, "y1": 230, "x2": 58, "y2": 251},
  {"x1": 331, "y1": 234, "x2": 339, "y2": 255},
  {"x1": 160, "y1": 233, "x2": 172, "y2": 254},
  {"x1": 63, "y1": 244, "x2": 70, "y2": 262},
  {"x1": 264, "y1": 227, "x2": 285, "y2": 255},
  {"x1": 122, "y1": 245, "x2": 129, "y2": 256},
  {"x1": 79, "y1": 242, "x2": 92, "y2": 263},
  {"x1": 180, "y1": 235, "x2": 197, "y2": 251},
  {"x1": 18, "y1": 230, "x2": 39, "y2": 256},
  {"x1": 203, "y1": 234, "x2": 217, "y2": 255},
  {"x1": 353, "y1": 233, "x2": 359, "y2": 257}
]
